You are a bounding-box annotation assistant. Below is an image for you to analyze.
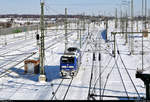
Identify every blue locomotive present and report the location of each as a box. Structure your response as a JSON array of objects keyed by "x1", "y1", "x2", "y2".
[{"x1": 60, "y1": 47, "x2": 81, "y2": 78}]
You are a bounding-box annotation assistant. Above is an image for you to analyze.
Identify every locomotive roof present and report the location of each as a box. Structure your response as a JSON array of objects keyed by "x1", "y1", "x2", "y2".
[
  {"x1": 63, "y1": 52, "x2": 80, "y2": 57},
  {"x1": 64, "y1": 52, "x2": 75, "y2": 55},
  {"x1": 67, "y1": 47, "x2": 80, "y2": 52}
]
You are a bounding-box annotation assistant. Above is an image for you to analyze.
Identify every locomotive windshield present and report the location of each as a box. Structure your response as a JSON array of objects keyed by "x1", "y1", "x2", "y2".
[
  {"x1": 67, "y1": 47, "x2": 77, "y2": 52},
  {"x1": 61, "y1": 57, "x2": 74, "y2": 63}
]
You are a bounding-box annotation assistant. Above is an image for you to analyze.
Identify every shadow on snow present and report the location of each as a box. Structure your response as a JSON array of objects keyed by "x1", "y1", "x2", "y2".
[{"x1": 8, "y1": 65, "x2": 61, "y2": 82}]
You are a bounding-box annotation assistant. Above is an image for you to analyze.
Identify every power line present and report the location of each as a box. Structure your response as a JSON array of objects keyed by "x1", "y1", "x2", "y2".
[{"x1": 44, "y1": 1, "x2": 62, "y2": 14}]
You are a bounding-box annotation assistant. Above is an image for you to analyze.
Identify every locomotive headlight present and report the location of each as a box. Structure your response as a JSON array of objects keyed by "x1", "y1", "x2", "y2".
[
  {"x1": 61, "y1": 66, "x2": 67, "y2": 68},
  {"x1": 69, "y1": 66, "x2": 74, "y2": 68}
]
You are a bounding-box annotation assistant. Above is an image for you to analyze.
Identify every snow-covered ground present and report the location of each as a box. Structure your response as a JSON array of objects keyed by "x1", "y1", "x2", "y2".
[{"x1": 0, "y1": 20, "x2": 149, "y2": 100}]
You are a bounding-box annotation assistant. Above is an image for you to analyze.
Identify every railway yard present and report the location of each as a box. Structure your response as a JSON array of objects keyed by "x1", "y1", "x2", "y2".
[
  {"x1": 0, "y1": 19, "x2": 149, "y2": 100},
  {"x1": 0, "y1": 0, "x2": 150, "y2": 101}
]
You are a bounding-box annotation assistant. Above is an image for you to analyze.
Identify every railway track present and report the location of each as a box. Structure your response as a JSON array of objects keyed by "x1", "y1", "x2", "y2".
[
  {"x1": 1, "y1": 24, "x2": 81, "y2": 98},
  {"x1": 0, "y1": 52, "x2": 36, "y2": 77},
  {"x1": 0, "y1": 29, "x2": 77, "y2": 99},
  {"x1": 51, "y1": 79, "x2": 64, "y2": 100},
  {"x1": 0, "y1": 30, "x2": 62, "y2": 56},
  {"x1": 101, "y1": 37, "x2": 141, "y2": 100},
  {"x1": 86, "y1": 27, "x2": 143, "y2": 100},
  {"x1": 96, "y1": 35, "x2": 142, "y2": 100},
  {"x1": 51, "y1": 78, "x2": 74, "y2": 100},
  {"x1": 50, "y1": 26, "x2": 98, "y2": 100},
  {"x1": 62, "y1": 78, "x2": 74, "y2": 100},
  {"x1": 0, "y1": 24, "x2": 102, "y2": 100},
  {"x1": 0, "y1": 30, "x2": 74, "y2": 77}
]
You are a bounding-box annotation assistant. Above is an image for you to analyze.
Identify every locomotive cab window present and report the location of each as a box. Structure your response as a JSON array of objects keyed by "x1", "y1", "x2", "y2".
[
  {"x1": 61, "y1": 57, "x2": 74, "y2": 63},
  {"x1": 67, "y1": 47, "x2": 77, "y2": 52}
]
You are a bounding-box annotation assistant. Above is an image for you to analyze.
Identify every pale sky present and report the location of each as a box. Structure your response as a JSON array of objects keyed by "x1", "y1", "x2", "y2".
[{"x1": 0, "y1": 0, "x2": 149, "y2": 16}]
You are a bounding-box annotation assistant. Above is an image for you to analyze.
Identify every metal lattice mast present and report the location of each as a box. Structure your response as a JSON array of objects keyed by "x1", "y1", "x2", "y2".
[
  {"x1": 136, "y1": 18, "x2": 138, "y2": 32},
  {"x1": 145, "y1": 0, "x2": 147, "y2": 29},
  {"x1": 142, "y1": 0, "x2": 144, "y2": 24},
  {"x1": 40, "y1": 1, "x2": 45, "y2": 75},
  {"x1": 149, "y1": 9, "x2": 150, "y2": 18},
  {"x1": 141, "y1": 0, "x2": 144, "y2": 71},
  {"x1": 149, "y1": 9, "x2": 150, "y2": 28},
  {"x1": 125, "y1": 10, "x2": 128, "y2": 44},
  {"x1": 77, "y1": 19, "x2": 79, "y2": 39},
  {"x1": 83, "y1": 13, "x2": 86, "y2": 32},
  {"x1": 106, "y1": 19, "x2": 108, "y2": 42},
  {"x1": 88, "y1": 21, "x2": 90, "y2": 35},
  {"x1": 131, "y1": 0, "x2": 134, "y2": 54},
  {"x1": 65, "y1": 8, "x2": 68, "y2": 53},
  {"x1": 120, "y1": 9, "x2": 122, "y2": 35},
  {"x1": 115, "y1": 8, "x2": 118, "y2": 29},
  {"x1": 99, "y1": 34, "x2": 102, "y2": 100}
]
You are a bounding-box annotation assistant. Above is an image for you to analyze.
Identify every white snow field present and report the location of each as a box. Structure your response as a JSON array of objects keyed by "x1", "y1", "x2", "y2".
[{"x1": 0, "y1": 20, "x2": 149, "y2": 100}]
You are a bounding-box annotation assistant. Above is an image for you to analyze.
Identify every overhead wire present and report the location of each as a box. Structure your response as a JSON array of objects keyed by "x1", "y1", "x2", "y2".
[
  {"x1": 114, "y1": 54, "x2": 129, "y2": 99},
  {"x1": 91, "y1": 32, "x2": 115, "y2": 97},
  {"x1": 115, "y1": 36, "x2": 141, "y2": 99},
  {"x1": 44, "y1": 1, "x2": 62, "y2": 15},
  {"x1": 102, "y1": 55, "x2": 119, "y2": 100}
]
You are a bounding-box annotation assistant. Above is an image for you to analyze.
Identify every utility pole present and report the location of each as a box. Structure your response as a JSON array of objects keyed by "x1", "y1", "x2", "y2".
[
  {"x1": 136, "y1": 19, "x2": 139, "y2": 32},
  {"x1": 125, "y1": 10, "x2": 128, "y2": 44},
  {"x1": 80, "y1": 29, "x2": 81, "y2": 49},
  {"x1": 4, "y1": 29, "x2": 7, "y2": 45},
  {"x1": 149, "y1": 9, "x2": 150, "y2": 28},
  {"x1": 120, "y1": 9, "x2": 124, "y2": 38},
  {"x1": 115, "y1": 8, "x2": 118, "y2": 29},
  {"x1": 142, "y1": 29, "x2": 144, "y2": 71},
  {"x1": 131, "y1": 0, "x2": 134, "y2": 54},
  {"x1": 83, "y1": 12, "x2": 86, "y2": 33},
  {"x1": 64, "y1": 8, "x2": 68, "y2": 53},
  {"x1": 120, "y1": 9, "x2": 122, "y2": 36},
  {"x1": 88, "y1": 22, "x2": 90, "y2": 35},
  {"x1": 106, "y1": 19, "x2": 108, "y2": 42},
  {"x1": 99, "y1": 33, "x2": 102, "y2": 100},
  {"x1": 142, "y1": 0, "x2": 144, "y2": 18},
  {"x1": 142, "y1": 0, "x2": 144, "y2": 24},
  {"x1": 142, "y1": 0, "x2": 144, "y2": 29},
  {"x1": 39, "y1": 0, "x2": 46, "y2": 82},
  {"x1": 122, "y1": 13, "x2": 125, "y2": 38},
  {"x1": 145, "y1": 0, "x2": 147, "y2": 29},
  {"x1": 141, "y1": 0, "x2": 144, "y2": 71},
  {"x1": 56, "y1": 22, "x2": 58, "y2": 34},
  {"x1": 114, "y1": 34, "x2": 116, "y2": 57},
  {"x1": 36, "y1": 25, "x2": 40, "y2": 61},
  {"x1": 149, "y1": 9, "x2": 150, "y2": 18},
  {"x1": 77, "y1": 19, "x2": 79, "y2": 40},
  {"x1": 25, "y1": 26, "x2": 28, "y2": 40}
]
